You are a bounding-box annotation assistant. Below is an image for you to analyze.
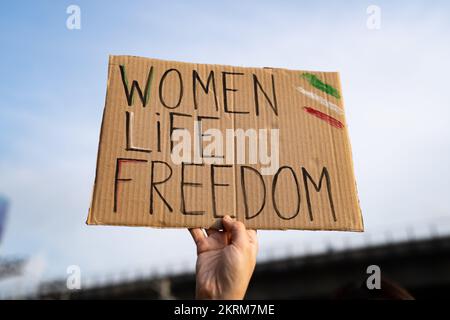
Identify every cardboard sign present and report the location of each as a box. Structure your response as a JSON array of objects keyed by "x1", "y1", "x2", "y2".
[{"x1": 87, "y1": 56, "x2": 363, "y2": 231}]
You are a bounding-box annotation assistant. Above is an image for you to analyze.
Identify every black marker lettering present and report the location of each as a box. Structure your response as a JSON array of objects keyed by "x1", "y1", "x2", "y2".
[
  {"x1": 150, "y1": 160, "x2": 173, "y2": 214},
  {"x1": 169, "y1": 111, "x2": 192, "y2": 153},
  {"x1": 253, "y1": 73, "x2": 278, "y2": 116},
  {"x1": 241, "y1": 166, "x2": 266, "y2": 219},
  {"x1": 272, "y1": 166, "x2": 300, "y2": 220},
  {"x1": 197, "y1": 115, "x2": 223, "y2": 159},
  {"x1": 159, "y1": 68, "x2": 183, "y2": 109},
  {"x1": 222, "y1": 71, "x2": 249, "y2": 114},
  {"x1": 119, "y1": 65, "x2": 153, "y2": 107},
  {"x1": 210, "y1": 164, "x2": 235, "y2": 218},
  {"x1": 193, "y1": 70, "x2": 219, "y2": 111},
  {"x1": 180, "y1": 163, "x2": 205, "y2": 215},
  {"x1": 302, "y1": 167, "x2": 337, "y2": 222},
  {"x1": 125, "y1": 111, "x2": 151, "y2": 153},
  {"x1": 114, "y1": 158, "x2": 148, "y2": 213},
  {"x1": 156, "y1": 115, "x2": 161, "y2": 153}
]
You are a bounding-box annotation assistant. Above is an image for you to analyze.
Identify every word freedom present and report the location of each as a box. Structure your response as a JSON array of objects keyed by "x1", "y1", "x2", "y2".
[{"x1": 114, "y1": 159, "x2": 336, "y2": 221}]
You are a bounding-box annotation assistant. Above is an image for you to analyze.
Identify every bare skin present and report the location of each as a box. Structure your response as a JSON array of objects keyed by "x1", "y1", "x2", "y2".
[{"x1": 189, "y1": 215, "x2": 258, "y2": 300}]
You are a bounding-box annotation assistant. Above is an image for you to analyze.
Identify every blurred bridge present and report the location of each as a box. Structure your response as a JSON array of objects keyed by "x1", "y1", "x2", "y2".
[{"x1": 28, "y1": 233, "x2": 450, "y2": 299}]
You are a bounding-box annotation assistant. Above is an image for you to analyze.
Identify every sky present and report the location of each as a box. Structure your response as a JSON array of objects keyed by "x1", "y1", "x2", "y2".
[{"x1": 1, "y1": 0, "x2": 450, "y2": 296}]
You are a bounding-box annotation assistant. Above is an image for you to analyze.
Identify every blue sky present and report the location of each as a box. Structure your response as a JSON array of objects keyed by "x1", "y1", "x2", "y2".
[{"x1": 1, "y1": 0, "x2": 450, "y2": 295}]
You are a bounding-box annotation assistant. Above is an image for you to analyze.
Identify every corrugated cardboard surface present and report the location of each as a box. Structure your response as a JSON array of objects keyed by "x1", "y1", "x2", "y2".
[{"x1": 87, "y1": 55, "x2": 363, "y2": 231}]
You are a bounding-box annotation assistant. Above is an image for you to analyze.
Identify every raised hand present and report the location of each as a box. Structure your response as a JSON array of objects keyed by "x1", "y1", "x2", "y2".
[{"x1": 189, "y1": 215, "x2": 258, "y2": 300}]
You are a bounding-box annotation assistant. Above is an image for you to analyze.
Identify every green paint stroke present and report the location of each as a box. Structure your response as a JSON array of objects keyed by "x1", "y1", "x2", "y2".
[
  {"x1": 301, "y1": 73, "x2": 341, "y2": 99},
  {"x1": 145, "y1": 67, "x2": 154, "y2": 104},
  {"x1": 119, "y1": 64, "x2": 154, "y2": 107}
]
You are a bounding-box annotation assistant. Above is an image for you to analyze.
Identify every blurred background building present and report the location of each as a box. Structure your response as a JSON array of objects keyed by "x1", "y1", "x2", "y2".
[
  {"x1": 0, "y1": 196, "x2": 27, "y2": 283},
  {"x1": 3, "y1": 227, "x2": 449, "y2": 299}
]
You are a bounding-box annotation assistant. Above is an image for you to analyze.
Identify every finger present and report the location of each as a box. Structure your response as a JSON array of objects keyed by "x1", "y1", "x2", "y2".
[
  {"x1": 188, "y1": 228, "x2": 206, "y2": 246},
  {"x1": 222, "y1": 215, "x2": 248, "y2": 247},
  {"x1": 247, "y1": 229, "x2": 257, "y2": 241},
  {"x1": 247, "y1": 229, "x2": 257, "y2": 234}
]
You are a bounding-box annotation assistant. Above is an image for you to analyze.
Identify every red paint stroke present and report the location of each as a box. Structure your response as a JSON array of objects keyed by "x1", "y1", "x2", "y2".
[{"x1": 303, "y1": 106, "x2": 344, "y2": 129}]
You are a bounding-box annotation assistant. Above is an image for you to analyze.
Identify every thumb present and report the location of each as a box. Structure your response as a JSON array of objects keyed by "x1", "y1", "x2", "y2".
[{"x1": 222, "y1": 215, "x2": 247, "y2": 247}]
